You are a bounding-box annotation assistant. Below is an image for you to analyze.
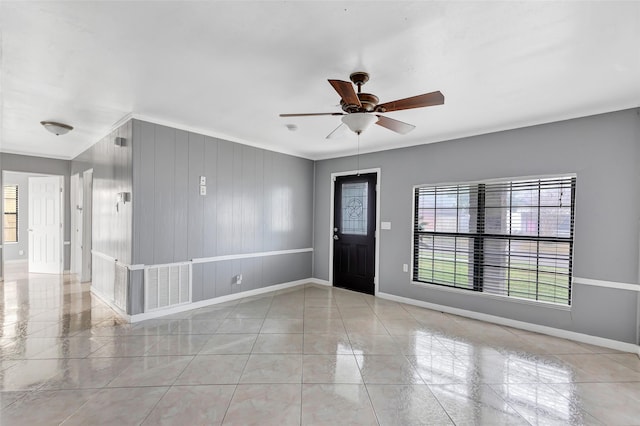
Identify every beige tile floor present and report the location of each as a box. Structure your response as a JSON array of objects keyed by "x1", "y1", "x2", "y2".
[{"x1": 1, "y1": 263, "x2": 639, "y2": 425}]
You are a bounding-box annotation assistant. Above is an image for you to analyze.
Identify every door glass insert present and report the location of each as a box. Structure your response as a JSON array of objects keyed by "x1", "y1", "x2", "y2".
[{"x1": 341, "y1": 182, "x2": 368, "y2": 235}]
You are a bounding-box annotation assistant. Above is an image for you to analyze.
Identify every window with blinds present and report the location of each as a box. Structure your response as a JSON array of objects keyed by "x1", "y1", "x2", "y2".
[
  {"x1": 413, "y1": 176, "x2": 576, "y2": 305},
  {"x1": 3, "y1": 185, "x2": 19, "y2": 243}
]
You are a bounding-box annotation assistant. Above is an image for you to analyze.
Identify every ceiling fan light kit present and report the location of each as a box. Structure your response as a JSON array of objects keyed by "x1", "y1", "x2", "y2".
[
  {"x1": 40, "y1": 121, "x2": 74, "y2": 136},
  {"x1": 342, "y1": 113, "x2": 378, "y2": 135},
  {"x1": 280, "y1": 71, "x2": 444, "y2": 137}
]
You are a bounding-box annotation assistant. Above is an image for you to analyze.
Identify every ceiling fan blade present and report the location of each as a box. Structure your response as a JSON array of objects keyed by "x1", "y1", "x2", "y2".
[
  {"x1": 375, "y1": 115, "x2": 416, "y2": 134},
  {"x1": 279, "y1": 112, "x2": 344, "y2": 117},
  {"x1": 325, "y1": 123, "x2": 347, "y2": 139},
  {"x1": 328, "y1": 80, "x2": 361, "y2": 107},
  {"x1": 377, "y1": 91, "x2": 444, "y2": 112}
]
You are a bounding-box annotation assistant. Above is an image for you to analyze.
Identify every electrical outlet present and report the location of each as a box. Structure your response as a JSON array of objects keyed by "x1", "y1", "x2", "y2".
[
  {"x1": 200, "y1": 185, "x2": 207, "y2": 196},
  {"x1": 403, "y1": 264, "x2": 409, "y2": 273},
  {"x1": 199, "y1": 176, "x2": 206, "y2": 185}
]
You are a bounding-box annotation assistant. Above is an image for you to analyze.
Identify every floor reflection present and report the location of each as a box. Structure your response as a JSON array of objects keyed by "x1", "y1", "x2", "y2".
[{"x1": 0, "y1": 261, "x2": 638, "y2": 425}]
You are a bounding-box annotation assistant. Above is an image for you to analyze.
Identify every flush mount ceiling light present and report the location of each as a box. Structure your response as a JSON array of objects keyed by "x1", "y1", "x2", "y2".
[
  {"x1": 40, "y1": 121, "x2": 73, "y2": 136},
  {"x1": 341, "y1": 113, "x2": 378, "y2": 135}
]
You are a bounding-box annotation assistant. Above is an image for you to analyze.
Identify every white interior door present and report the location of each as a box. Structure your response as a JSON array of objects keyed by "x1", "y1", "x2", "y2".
[{"x1": 28, "y1": 176, "x2": 62, "y2": 274}]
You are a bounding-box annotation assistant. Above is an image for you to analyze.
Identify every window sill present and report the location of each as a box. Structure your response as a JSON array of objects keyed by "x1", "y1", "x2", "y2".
[{"x1": 410, "y1": 280, "x2": 572, "y2": 311}]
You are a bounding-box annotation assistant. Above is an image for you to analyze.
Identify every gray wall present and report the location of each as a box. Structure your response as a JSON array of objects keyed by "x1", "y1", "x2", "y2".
[
  {"x1": 2, "y1": 172, "x2": 32, "y2": 261},
  {"x1": 314, "y1": 108, "x2": 640, "y2": 344},
  {"x1": 130, "y1": 120, "x2": 314, "y2": 313},
  {"x1": 72, "y1": 120, "x2": 134, "y2": 264},
  {"x1": 0, "y1": 153, "x2": 71, "y2": 278}
]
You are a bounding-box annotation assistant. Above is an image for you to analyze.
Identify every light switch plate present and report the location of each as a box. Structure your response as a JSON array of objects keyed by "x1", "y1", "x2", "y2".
[
  {"x1": 381, "y1": 221, "x2": 392, "y2": 230},
  {"x1": 199, "y1": 176, "x2": 206, "y2": 185},
  {"x1": 200, "y1": 185, "x2": 207, "y2": 195}
]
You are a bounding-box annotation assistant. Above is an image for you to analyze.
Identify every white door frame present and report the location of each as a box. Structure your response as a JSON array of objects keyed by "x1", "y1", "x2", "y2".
[
  {"x1": 70, "y1": 173, "x2": 83, "y2": 275},
  {"x1": 0, "y1": 174, "x2": 4, "y2": 281},
  {"x1": 80, "y1": 169, "x2": 93, "y2": 283},
  {"x1": 329, "y1": 168, "x2": 381, "y2": 295},
  {"x1": 70, "y1": 173, "x2": 77, "y2": 274}
]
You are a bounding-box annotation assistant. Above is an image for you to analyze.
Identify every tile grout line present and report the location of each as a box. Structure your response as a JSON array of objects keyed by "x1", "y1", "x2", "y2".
[
  {"x1": 137, "y1": 385, "x2": 173, "y2": 426},
  {"x1": 300, "y1": 284, "x2": 308, "y2": 425},
  {"x1": 360, "y1": 382, "x2": 382, "y2": 426},
  {"x1": 220, "y1": 299, "x2": 268, "y2": 425},
  {"x1": 421, "y1": 383, "x2": 459, "y2": 426},
  {"x1": 56, "y1": 386, "x2": 104, "y2": 425},
  {"x1": 335, "y1": 290, "x2": 381, "y2": 424}
]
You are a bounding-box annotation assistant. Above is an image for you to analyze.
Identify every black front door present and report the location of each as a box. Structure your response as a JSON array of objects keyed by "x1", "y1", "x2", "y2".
[{"x1": 333, "y1": 173, "x2": 377, "y2": 295}]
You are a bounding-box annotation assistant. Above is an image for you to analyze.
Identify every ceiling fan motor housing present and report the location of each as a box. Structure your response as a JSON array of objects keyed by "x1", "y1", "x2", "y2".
[
  {"x1": 342, "y1": 72, "x2": 378, "y2": 112},
  {"x1": 341, "y1": 93, "x2": 379, "y2": 113}
]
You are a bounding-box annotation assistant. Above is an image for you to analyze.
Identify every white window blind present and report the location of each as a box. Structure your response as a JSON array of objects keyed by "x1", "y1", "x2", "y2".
[
  {"x1": 3, "y1": 185, "x2": 18, "y2": 243},
  {"x1": 413, "y1": 176, "x2": 576, "y2": 305}
]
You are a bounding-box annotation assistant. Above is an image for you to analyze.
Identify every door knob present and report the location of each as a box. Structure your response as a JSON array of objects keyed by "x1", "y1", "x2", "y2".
[{"x1": 333, "y1": 235, "x2": 339, "y2": 240}]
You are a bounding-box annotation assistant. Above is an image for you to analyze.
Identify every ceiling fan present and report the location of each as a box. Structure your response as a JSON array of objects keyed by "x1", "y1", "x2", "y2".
[{"x1": 280, "y1": 71, "x2": 444, "y2": 138}]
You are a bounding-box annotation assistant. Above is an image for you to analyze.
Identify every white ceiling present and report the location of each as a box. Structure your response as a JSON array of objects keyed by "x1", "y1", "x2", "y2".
[{"x1": 1, "y1": 1, "x2": 639, "y2": 161}]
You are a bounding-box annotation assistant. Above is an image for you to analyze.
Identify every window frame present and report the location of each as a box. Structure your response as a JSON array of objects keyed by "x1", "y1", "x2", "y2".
[
  {"x1": 3, "y1": 184, "x2": 19, "y2": 244},
  {"x1": 410, "y1": 174, "x2": 576, "y2": 308}
]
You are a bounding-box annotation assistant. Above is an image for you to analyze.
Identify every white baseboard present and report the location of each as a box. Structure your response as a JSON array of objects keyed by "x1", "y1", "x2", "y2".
[
  {"x1": 378, "y1": 292, "x2": 640, "y2": 355},
  {"x1": 308, "y1": 278, "x2": 331, "y2": 287},
  {"x1": 90, "y1": 287, "x2": 130, "y2": 321},
  {"x1": 129, "y1": 278, "x2": 316, "y2": 323},
  {"x1": 3, "y1": 259, "x2": 27, "y2": 264}
]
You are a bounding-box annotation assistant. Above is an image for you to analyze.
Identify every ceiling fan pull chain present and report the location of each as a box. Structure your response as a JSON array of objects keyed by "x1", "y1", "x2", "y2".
[{"x1": 357, "y1": 133, "x2": 361, "y2": 176}]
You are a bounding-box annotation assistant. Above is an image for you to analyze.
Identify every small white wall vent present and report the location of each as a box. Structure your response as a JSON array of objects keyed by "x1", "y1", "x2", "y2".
[{"x1": 144, "y1": 262, "x2": 191, "y2": 312}]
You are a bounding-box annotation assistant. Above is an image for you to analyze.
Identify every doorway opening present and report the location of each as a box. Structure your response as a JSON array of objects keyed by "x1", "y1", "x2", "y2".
[
  {"x1": 1, "y1": 171, "x2": 64, "y2": 280},
  {"x1": 329, "y1": 168, "x2": 381, "y2": 295},
  {"x1": 70, "y1": 169, "x2": 93, "y2": 283}
]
